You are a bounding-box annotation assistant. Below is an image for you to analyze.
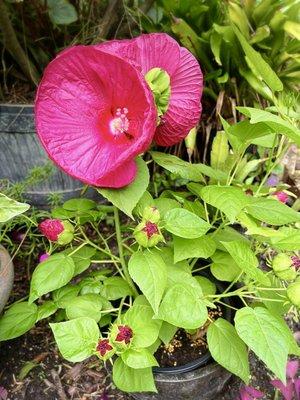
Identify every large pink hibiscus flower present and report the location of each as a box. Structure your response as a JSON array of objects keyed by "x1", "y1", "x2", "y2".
[
  {"x1": 97, "y1": 33, "x2": 203, "y2": 147},
  {"x1": 35, "y1": 46, "x2": 157, "y2": 188}
]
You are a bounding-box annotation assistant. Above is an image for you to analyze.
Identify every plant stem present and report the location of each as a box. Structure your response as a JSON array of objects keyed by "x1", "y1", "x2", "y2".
[
  {"x1": 113, "y1": 207, "x2": 138, "y2": 298},
  {"x1": 0, "y1": 0, "x2": 39, "y2": 85}
]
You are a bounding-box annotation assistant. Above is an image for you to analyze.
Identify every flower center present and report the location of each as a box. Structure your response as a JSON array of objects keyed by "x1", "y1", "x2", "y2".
[
  {"x1": 110, "y1": 108, "x2": 129, "y2": 137},
  {"x1": 116, "y1": 325, "x2": 133, "y2": 344},
  {"x1": 142, "y1": 221, "x2": 159, "y2": 239},
  {"x1": 96, "y1": 339, "x2": 113, "y2": 356}
]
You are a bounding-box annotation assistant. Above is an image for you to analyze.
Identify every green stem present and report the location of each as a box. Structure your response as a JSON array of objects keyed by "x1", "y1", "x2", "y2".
[{"x1": 113, "y1": 207, "x2": 138, "y2": 298}]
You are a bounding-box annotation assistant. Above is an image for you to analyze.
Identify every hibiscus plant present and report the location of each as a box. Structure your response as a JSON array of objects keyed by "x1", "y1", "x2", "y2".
[{"x1": 0, "y1": 32, "x2": 299, "y2": 394}]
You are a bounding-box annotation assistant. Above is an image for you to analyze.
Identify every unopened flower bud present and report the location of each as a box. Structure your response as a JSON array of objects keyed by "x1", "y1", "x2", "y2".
[
  {"x1": 96, "y1": 339, "x2": 115, "y2": 360},
  {"x1": 272, "y1": 253, "x2": 296, "y2": 281},
  {"x1": 111, "y1": 324, "x2": 133, "y2": 350},
  {"x1": 142, "y1": 206, "x2": 160, "y2": 223},
  {"x1": 274, "y1": 191, "x2": 289, "y2": 204},
  {"x1": 39, "y1": 219, "x2": 74, "y2": 245},
  {"x1": 39, "y1": 253, "x2": 50, "y2": 263},
  {"x1": 134, "y1": 220, "x2": 164, "y2": 248}
]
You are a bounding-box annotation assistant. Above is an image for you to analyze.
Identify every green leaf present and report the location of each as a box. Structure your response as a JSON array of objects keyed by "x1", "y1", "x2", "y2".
[
  {"x1": 173, "y1": 235, "x2": 216, "y2": 263},
  {"x1": 165, "y1": 263, "x2": 203, "y2": 299},
  {"x1": 121, "y1": 348, "x2": 158, "y2": 369},
  {"x1": 98, "y1": 157, "x2": 149, "y2": 218},
  {"x1": 124, "y1": 305, "x2": 162, "y2": 348},
  {"x1": 29, "y1": 253, "x2": 75, "y2": 303},
  {"x1": 200, "y1": 186, "x2": 250, "y2": 223},
  {"x1": 37, "y1": 301, "x2": 58, "y2": 322},
  {"x1": 228, "y1": 120, "x2": 272, "y2": 144},
  {"x1": 65, "y1": 294, "x2": 102, "y2": 322},
  {"x1": 113, "y1": 357, "x2": 157, "y2": 393},
  {"x1": 50, "y1": 317, "x2": 99, "y2": 362},
  {"x1": 210, "y1": 251, "x2": 241, "y2": 282},
  {"x1": 157, "y1": 283, "x2": 208, "y2": 329},
  {"x1": 159, "y1": 321, "x2": 177, "y2": 345},
  {"x1": 47, "y1": 0, "x2": 78, "y2": 25},
  {"x1": 210, "y1": 132, "x2": 229, "y2": 170},
  {"x1": 53, "y1": 284, "x2": 80, "y2": 308},
  {"x1": 232, "y1": 25, "x2": 283, "y2": 91},
  {"x1": 237, "y1": 107, "x2": 300, "y2": 146},
  {"x1": 150, "y1": 151, "x2": 204, "y2": 182},
  {"x1": 65, "y1": 245, "x2": 96, "y2": 276},
  {"x1": 221, "y1": 240, "x2": 269, "y2": 285},
  {"x1": 102, "y1": 277, "x2": 133, "y2": 300},
  {"x1": 235, "y1": 307, "x2": 290, "y2": 383},
  {"x1": 270, "y1": 227, "x2": 300, "y2": 250},
  {"x1": 195, "y1": 276, "x2": 216, "y2": 296},
  {"x1": 63, "y1": 198, "x2": 96, "y2": 211},
  {"x1": 128, "y1": 251, "x2": 167, "y2": 314},
  {"x1": 0, "y1": 193, "x2": 29, "y2": 223},
  {"x1": 207, "y1": 318, "x2": 249, "y2": 383},
  {"x1": 154, "y1": 198, "x2": 181, "y2": 218},
  {"x1": 0, "y1": 302, "x2": 37, "y2": 341},
  {"x1": 164, "y1": 208, "x2": 211, "y2": 239},
  {"x1": 211, "y1": 226, "x2": 249, "y2": 252},
  {"x1": 245, "y1": 198, "x2": 300, "y2": 226}
]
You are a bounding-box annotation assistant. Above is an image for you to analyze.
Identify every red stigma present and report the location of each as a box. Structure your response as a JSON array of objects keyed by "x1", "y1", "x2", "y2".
[
  {"x1": 142, "y1": 221, "x2": 159, "y2": 239},
  {"x1": 96, "y1": 339, "x2": 113, "y2": 356},
  {"x1": 115, "y1": 325, "x2": 133, "y2": 344}
]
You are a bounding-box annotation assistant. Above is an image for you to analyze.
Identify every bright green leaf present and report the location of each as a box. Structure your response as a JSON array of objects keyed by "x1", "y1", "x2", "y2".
[
  {"x1": 207, "y1": 318, "x2": 249, "y2": 383},
  {"x1": 98, "y1": 157, "x2": 149, "y2": 218},
  {"x1": 50, "y1": 317, "x2": 99, "y2": 362}
]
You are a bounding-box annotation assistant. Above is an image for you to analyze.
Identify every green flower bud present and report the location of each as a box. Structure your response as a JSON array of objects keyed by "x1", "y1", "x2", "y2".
[
  {"x1": 272, "y1": 253, "x2": 296, "y2": 281},
  {"x1": 142, "y1": 206, "x2": 160, "y2": 223},
  {"x1": 287, "y1": 280, "x2": 300, "y2": 308},
  {"x1": 57, "y1": 221, "x2": 74, "y2": 245},
  {"x1": 134, "y1": 220, "x2": 164, "y2": 248}
]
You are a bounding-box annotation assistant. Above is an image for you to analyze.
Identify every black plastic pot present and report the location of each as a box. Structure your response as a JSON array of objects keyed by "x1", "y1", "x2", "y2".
[
  {"x1": 131, "y1": 363, "x2": 232, "y2": 400},
  {"x1": 0, "y1": 245, "x2": 14, "y2": 314},
  {"x1": 0, "y1": 104, "x2": 97, "y2": 207},
  {"x1": 131, "y1": 278, "x2": 234, "y2": 400}
]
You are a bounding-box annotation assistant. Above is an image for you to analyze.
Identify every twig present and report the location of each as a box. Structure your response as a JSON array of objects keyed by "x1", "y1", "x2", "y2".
[
  {"x1": 50, "y1": 369, "x2": 67, "y2": 400},
  {"x1": 0, "y1": 0, "x2": 39, "y2": 85},
  {"x1": 93, "y1": 0, "x2": 121, "y2": 43}
]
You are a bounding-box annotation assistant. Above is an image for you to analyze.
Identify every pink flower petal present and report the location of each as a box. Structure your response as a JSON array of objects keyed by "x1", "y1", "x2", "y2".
[
  {"x1": 294, "y1": 378, "x2": 300, "y2": 400},
  {"x1": 286, "y1": 360, "x2": 299, "y2": 379},
  {"x1": 96, "y1": 33, "x2": 203, "y2": 147},
  {"x1": 239, "y1": 387, "x2": 252, "y2": 400},
  {"x1": 154, "y1": 46, "x2": 202, "y2": 146},
  {"x1": 35, "y1": 46, "x2": 156, "y2": 188},
  {"x1": 244, "y1": 385, "x2": 264, "y2": 399},
  {"x1": 271, "y1": 380, "x2": 294, "y2": 400}
]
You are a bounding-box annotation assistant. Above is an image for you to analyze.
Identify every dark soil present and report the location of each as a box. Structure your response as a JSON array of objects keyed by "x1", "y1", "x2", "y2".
[
  {"x1": 155, "y1": 307, "x2": 223, "y2": 368},
  {"x1": 155, "y1": 328, "x2": 208, "y2": 368}
]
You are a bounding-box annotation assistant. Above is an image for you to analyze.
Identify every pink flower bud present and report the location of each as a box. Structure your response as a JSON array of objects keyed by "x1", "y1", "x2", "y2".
[
  {"x1": 39, "y1": 253, "x2": 50, "y2": 263},
  {"x1": 39, "y1": 219, "x2": 74, "y2": 244},
  {"x1": 274, "y1": 191, "x2": 289, "y2": 204},
  {"x1": 39, "y1": 219, "x2": 64, "y2": 241}
]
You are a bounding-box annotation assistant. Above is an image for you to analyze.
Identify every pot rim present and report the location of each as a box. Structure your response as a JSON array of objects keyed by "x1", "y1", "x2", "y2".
[{"x1": 153, "y1": 275, "x2": 233, "y2": 375}]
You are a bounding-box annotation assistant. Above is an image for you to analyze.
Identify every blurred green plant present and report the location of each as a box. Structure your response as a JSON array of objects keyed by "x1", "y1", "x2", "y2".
[{"x1": 143, "y1": 0, "x2": 300, "y2": 106}]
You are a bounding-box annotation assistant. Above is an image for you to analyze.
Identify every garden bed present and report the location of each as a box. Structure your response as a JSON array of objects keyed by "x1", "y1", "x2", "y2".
[{"x1": 1, "y1": 252, "x2": 297, "y2": 400}]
